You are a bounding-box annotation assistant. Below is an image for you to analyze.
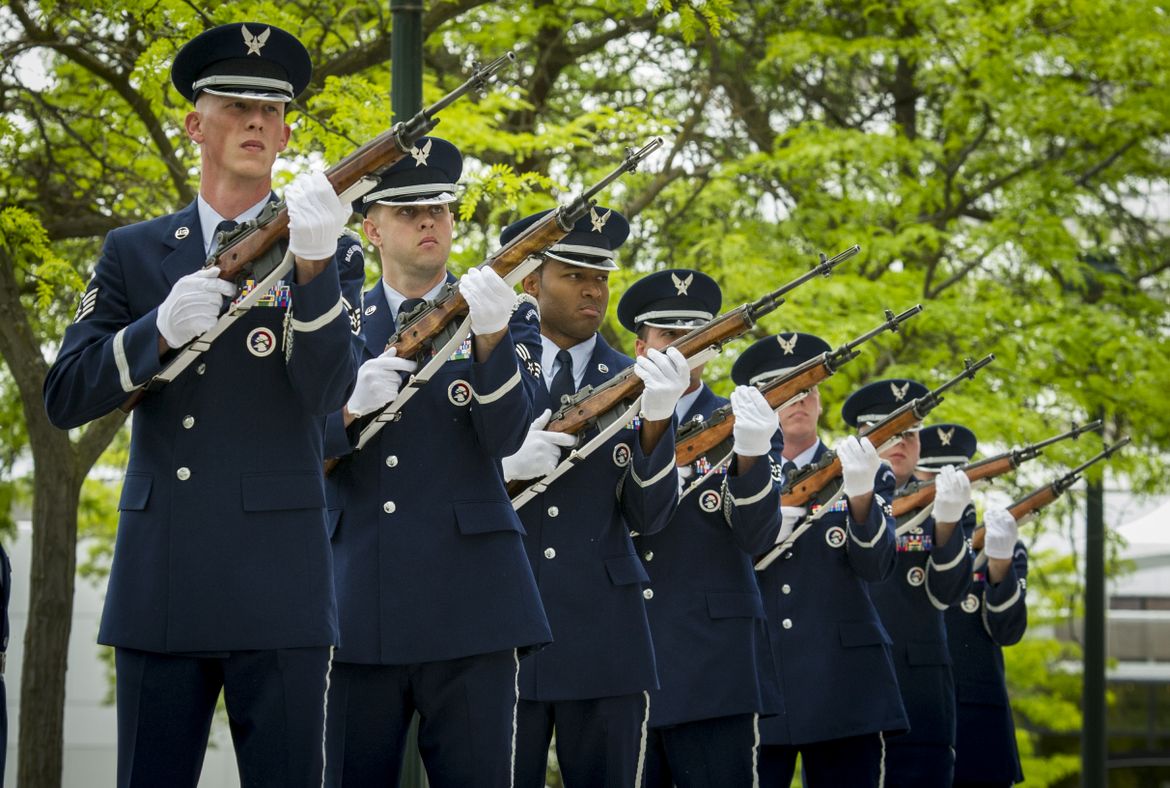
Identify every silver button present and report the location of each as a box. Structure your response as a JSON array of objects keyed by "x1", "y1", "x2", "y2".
[
  {"x1": 643, "y1": 589, "x2": 654, "y2": 600},
  {"x1": 176, "y1": 467, "x2": 191, "y2": 481},
  {"x1": 196, "y1": 363, "x2": 206, "y2": 375},
  {"x1": 783, "y1": 551, "x2": 794, "y2": 560},
  {"x1": 643, "y1": 551, "x2": 654, "y2": 562},
  {"x1": 385, "y1": 455, "x2": 398, "y2": 468},
  {"x1": 182, "y1": 416, "x2": 195, "y2": 429},
  {"x1": 543, "y1": 547, "x2": 556, "y2": 559},
  {"x1": 782, "y1": 584, "x2": 791, "y2": 595},
  {"x1": 782, "y1": 618, "x2": 793, "y2": 629},
  {"x1": 547, "y1": 506, "x2": 559, "y2": 517},
  {"x1": 383, "y1": 501, "x2": 396, "y2": 514}
]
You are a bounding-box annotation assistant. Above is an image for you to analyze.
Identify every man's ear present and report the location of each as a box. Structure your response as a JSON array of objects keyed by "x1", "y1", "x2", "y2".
[
  {"x1": 522, "y1": 269, "x2": 541, "y2": 297},
  {"x1": 185, "y1": 111, "x2": 203, "y2": 144},
  {"x1": 634, "y1": 337, "x2": 647, "y2": 358},
  {"x1": 363, "y1": 216, "x2": 381, "y2": 245}
]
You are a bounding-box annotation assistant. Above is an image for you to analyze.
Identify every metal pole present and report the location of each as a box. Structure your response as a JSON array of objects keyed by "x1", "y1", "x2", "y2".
[
  {"x1": 391, "y1": 0, "x2": 425, "y2": 121},
  {"x1": 389, "y1": 10, "x2": 429, "y2": 787},
  {"x1": 1082, "y1": 465, "x2": 1107, "y2": 786}
]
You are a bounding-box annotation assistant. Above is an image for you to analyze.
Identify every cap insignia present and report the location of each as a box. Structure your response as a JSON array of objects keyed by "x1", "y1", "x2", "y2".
[
  {"x1": 589, "y1": 207, "x2": 611, "y2": 233},
  {"x1": 777, "y1": 333, "x2": 798, "y2": 355},
  {"x1": 671, "y1": 272, "x2": 693, "y2": 296},
  {"x1": 242, "y1": 25, "x2": 271, "y2": 56},
  {"x1": 939, "y1": 427, "x2": 955, "y2": 446},
  {"x1": 410, "y1": 139, "x2": 432, "y2": 167},
  {"x1": 891, "y1": 381, "x2": 909, "y2": 401}
]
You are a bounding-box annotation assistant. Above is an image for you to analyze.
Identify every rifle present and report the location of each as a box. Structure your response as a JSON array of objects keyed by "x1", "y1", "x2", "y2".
[
  {"x1": 754, "y1": 354, "x2": 995, "y2": 571},
  {"x1": 122, "y1": 52, "x2": 517, "y2": 411},
  {"x1": 891, "y1": 420, "x2": 1104, "y2": 518},
  {"x1": 322, "y1": 138, "x2": 666, "y2": 474},
  {"x1": 508, "y1": 244, "x2": 862, "y2": 509},
  {"x1": 674, "y1": 305, "x2": 923, "y2": 497},
  {"x1": 970, "y1": 437, "x2": 1130, "y2": 550}
]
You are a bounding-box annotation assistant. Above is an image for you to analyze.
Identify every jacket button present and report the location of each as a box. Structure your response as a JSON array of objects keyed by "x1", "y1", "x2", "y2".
[
  {"x1": 196, "y1": 363, "x2": 207, "y2": 375},
  {"x1": 547, "y1": 506, "x2": 559, "y2": 517},
  {"x1": 783, "y1": 551, "x2": 794, "y2": 560},
  {"x1": 176, "y1": 467, "x2": 191, "y2": 481},
  {"x1": 544, "y1": 548, "x2": 556, "y2": 559},
  {"x1": 383, "y1": 501, "x2": 396, "y2": 514},
  {"x1": 643, "y1": 551, "x2": 654, "y2": 562},
  {"x1": 781, "y1": 584, "x2": 791, "y2": 595},
  {"x1": 385, "y1": 455, "x2": 398, "y2": 468},
  {"x1": 182, "y1": 416, "x2": 195, "y2": 429},
  {"x1": 643, "y1": 589, "x2": 654, "y2": 600},
  {"x1": 782, "y1": 618, "x2": 793, "y2": 629}
]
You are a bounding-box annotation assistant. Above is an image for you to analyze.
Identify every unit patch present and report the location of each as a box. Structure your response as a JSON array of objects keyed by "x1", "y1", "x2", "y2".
[
  {"x1": 906, "y1": 566, "x2": 926, "y2": 587},
  {"x1": 699, "y1": 490, "x2": 722, "y2": 513},
  {"x1": 961, "y1": 593, "x2": 980, "y2": 614},
  {"x1": 447, "y1": 379, "x2": 472, "y2": 406},
  {"x1": 613, "y1": 442, "x2": 632, "y2": 468},
  {"x1": 246, "y1": 327, "x2": 276, "y2": 357},
  {"x1": 825, "y1": 526, "x2": 847, "y2": 549}
]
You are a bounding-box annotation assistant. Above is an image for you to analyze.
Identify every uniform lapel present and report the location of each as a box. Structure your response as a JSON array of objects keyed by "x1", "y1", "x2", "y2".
[
  {"x1": 360, "y1": 284, "x2": 394, "y2": 358},
  {"x1": 580, "y1": 334, "x2": 627, "y2": 390},
  {"x1": 160, "y1": 201, "x2": 207, "y2": 287}
]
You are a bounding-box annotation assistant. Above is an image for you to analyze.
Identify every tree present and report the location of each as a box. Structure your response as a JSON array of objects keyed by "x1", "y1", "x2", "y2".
[{"x1": 2, "y1": 0, "x2": 1167, "y2": 784}]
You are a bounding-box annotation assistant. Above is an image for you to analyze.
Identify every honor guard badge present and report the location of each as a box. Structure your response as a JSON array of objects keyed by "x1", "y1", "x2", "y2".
[
  {"x1": 597, "y1": 363, "x2": 609, "y2": 374},
  {"x1": 825, "y1": 526, "x2": 847, "y2": 549},
  {"x1": 447, "y1": 380, "x2": 472, "y2": 406},
  {"x1": 699, "y1": 490, "x2": 722, "y2": 513},
  {"x1": 613, "y1": 442, "x2": 631, "y2": 468},
  {"x1": 906, "y1": 566, "x2": 926, "y2": 587},
  {"x1": 246, "y1": 327, "x2": 276, "y2": 357},
  {"x1": 364, "y1": 304, "x2": 377, "y2": 316},
  {"x1": 174, "y1": 226, "x2": 190, "y2": 240},
  {"x1": 961, "y1": 593, "x2": 980, "y2": 614}
]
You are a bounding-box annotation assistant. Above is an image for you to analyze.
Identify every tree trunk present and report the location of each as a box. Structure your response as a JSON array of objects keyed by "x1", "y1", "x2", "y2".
[{"x1": 18, "y1": 431, "x2": 82, "y2": 788}]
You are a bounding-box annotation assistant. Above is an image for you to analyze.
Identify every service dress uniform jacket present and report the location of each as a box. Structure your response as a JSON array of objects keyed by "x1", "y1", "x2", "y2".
[
  {"x1": 757, "y1": 441, "x2": 908, "y2": 746},
  {"x1": 44, "y1": 200, "x2": 364, "y2": 653},
  {"x1": 635, "y1": 385, "x2": 782, "y2": 728},
  {"x1": 947, "y1": 520, "x2": 1028, "y2": 785},
  {"x1": 515, "y1": 331, "x2": 679, "y2": 702},
  {"x1": 869, "y1": 502, "x2": 975, "y2": 755},
  {"x1": 324, "y1": 280, "x2": 551, "y2": 665}
]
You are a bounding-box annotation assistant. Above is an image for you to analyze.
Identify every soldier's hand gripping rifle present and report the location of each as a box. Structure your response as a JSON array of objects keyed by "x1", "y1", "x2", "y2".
[
  {"x1": 891, "y1": 420, "x2": 1103, "y2": 526},
  {"x1": 674, "y1": 305, "x2": 923, "y2": 499},
  {"x1": 507, "y1": 244, "x2": 862, "y2": 510},
  {"x1": 969, "y1": 437, "x2": 1130, "y2": 551},
  {"x1": 754, "y1": 354, "x2": 996, "y2": 571},
  {"x1": 121, "y1": 53, "x2": 517, "y2": 412},
  {"x1": 323, "y1": 139, "x2": 668, "y2": 474}
]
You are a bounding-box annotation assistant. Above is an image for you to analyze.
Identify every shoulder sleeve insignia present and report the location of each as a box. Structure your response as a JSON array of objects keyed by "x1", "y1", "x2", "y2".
[{"x1": 74, "y1": 285, "x2": 99, "y2": 322}]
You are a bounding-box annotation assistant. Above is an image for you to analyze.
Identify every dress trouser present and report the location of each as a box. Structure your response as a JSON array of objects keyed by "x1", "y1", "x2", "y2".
[
  {"x1": 643, "y1": 713, "x2": 759, "y2": 788},
  {"x1": 115, "y1": 646, "x2": 332, "y2": 788},
  {"x1": 513, "y1": 692, "x2": 649, "y2": 788},
  {"x1": 325, "y1": 649, "x2": 519, "y2": 788},
  {"x1": 759, "y1": 732, "x2": 885, "y2": 787}
]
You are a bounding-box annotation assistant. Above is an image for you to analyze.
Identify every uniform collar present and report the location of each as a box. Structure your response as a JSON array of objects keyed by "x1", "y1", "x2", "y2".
[
  {"x1": 380, "y1": 274, "x2": 450, "y2": 321},
  {"x1": 675, "y1": 383, "x2": 706, "y2": 421},
  {"x1": 540, "y1": 333, "x2": 597, "y2": 391},
  {"x1": 790, "y1": 439, "x2": 823, "y2": 470},
  {"x1": 197, "y1": 193, "x2": 272, "y2": 256}
]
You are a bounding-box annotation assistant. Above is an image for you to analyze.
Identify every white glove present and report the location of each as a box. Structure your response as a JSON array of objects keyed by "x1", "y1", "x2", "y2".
[
  {"x1": 731, "y1": 386, "x2": 779, "y2": 457},
  {"x1": 286, "y1": 171, "x2": 350, "y2": 260},
  {"x1": 676, "y1": 463, "x2": 696, "y2": 495},
  {"x1": 777, "y1": 505, "x2": 806, "y2": 543},
  {"x1": 459, "y1": 266, "x2": 515, "y2": 335},
  {"x1": 983, "y1": 507, "x2": 1019, "y2": 560},
  {"x1": 501, "y1": 409, "x2": 577, "y2": 481},
  {"x1": 345, "y1": 348, "x2": 418, "y2": 417},
  {"x1": 836, "y1": 435, "x2": 881, "y2": 498},
  {"x1": 156, "y1": 266, "x2": 236, "y2": 348},
  {"x1": 932, "y1": 464, "x2": 972, "y2": 523},
  {"x1": 636, "y1": 347, "x2": 690, "y2": 421}
]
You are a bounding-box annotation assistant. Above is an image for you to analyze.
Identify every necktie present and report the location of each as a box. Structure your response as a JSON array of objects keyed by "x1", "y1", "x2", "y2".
[
  {"x1": 549, "y1": 349, "x2": 575, "y2": 407},
  {"x1": 398, "y1": 297, "x2": 425, "y2": 325},
  {"x1": 211, "y1": 219, "x2": 237, "y2": 254},
  {"x1": 781, "y1": 459, "x2": 798, "y2": 486}
]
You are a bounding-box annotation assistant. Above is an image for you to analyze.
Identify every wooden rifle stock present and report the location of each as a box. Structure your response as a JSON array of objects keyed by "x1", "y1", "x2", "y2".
[
  {"x1": 121, "y1": 53, "x2": 515, "y2": 412},
  {"x1": 891, "y1": 419, "x2": 1104, "y2": 517},
  {"x1": 779, "y1": 354, "x2": 995, "y2": 509},
  {"x1": 971, "y1": 436, "x2": 1129, "y2": 550},
  {"x1": 505, "y1": 245, "x2": 860, "y2": 499},
  {"x1": 674, "y1": 305, "x2": 922, "y2": 468}
]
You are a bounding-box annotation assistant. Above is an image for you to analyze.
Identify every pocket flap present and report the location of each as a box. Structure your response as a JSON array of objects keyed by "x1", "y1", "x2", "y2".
[
  {"x1": 605, "y1": 554, "x2": 650, "y2": 586},
  {"x1": 454, "y1": 501, "x2": 526, "y2": 536},
  {"x1": 838, "y1": 620, "x2": 892, "y2": 648},
  {"x1": 241, "y1": 472, "x2": 326, "y2": 512},
  {"x1": 906, "y1": 641, "x2": 952, "y2": 666},
  {"x1": 706, "y1": 591, "x2": 764, "y2": 620},
  {"x1": 118, "y1": 473, "x2": 153, "y2": 511}
]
